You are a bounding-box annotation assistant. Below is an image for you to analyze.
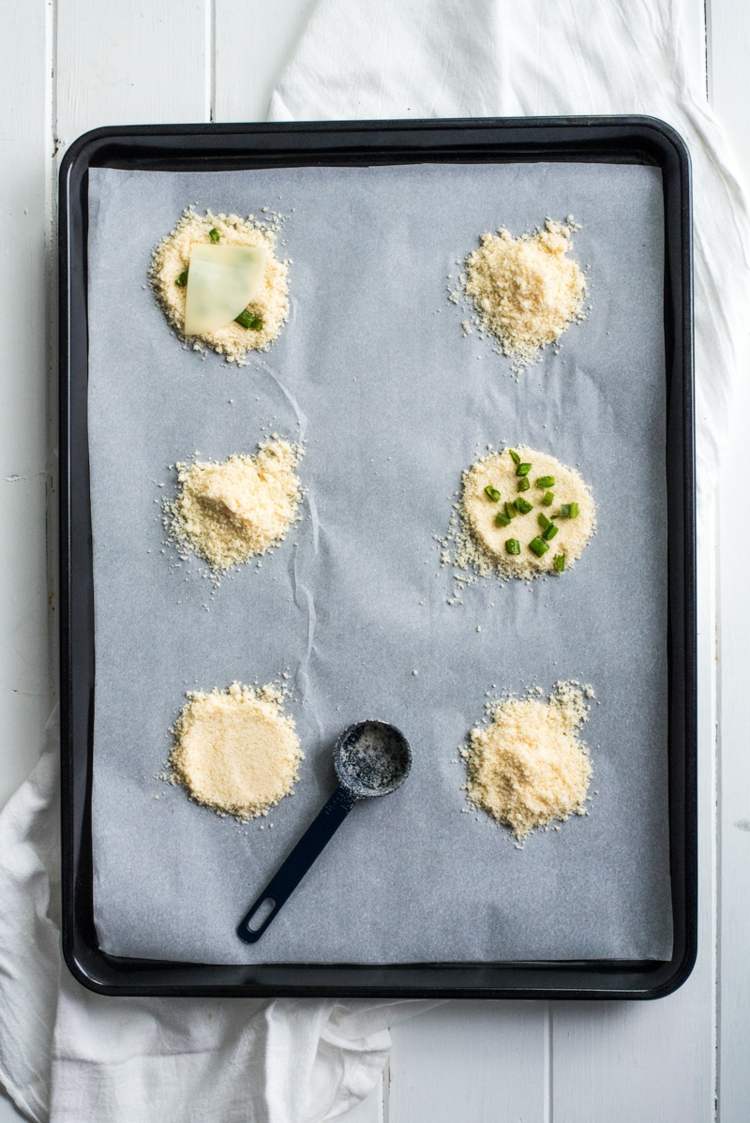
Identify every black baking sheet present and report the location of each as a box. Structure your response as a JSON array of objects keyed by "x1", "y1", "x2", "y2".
[{"x1": 60, "y1": 120, "x2": 696, "y2": 1001}]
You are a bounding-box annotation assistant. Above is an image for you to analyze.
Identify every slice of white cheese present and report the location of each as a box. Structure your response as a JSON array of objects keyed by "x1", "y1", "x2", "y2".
[{"x1": 184, "y1": 244, "x2": 266, "y2": 335}]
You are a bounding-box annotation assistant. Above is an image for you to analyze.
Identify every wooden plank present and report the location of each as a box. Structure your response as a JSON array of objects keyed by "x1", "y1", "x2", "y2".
[
  {"x1": 551, "y1": 1, "x2": 716, "y2": 1117},
  {"x1": 550, "y1": 513, "x2": 717, "y2": 1121},
  {"x1": 55, "y1": 0, "x2": 208, "y2": 145},
  {"x1": 708, "y1": 4, "x2": 750, "y2": 1117},
  {"x1": 215, "y1": 0, "x2": 319, "y2": 121},
  {"x1": 387, "y1": 1003, "x2": 547, "y2": 1122},
  {"x1": 53, "y1": 0, "x2": 210, "y2": 787},
  {"x1": 0, "y1": 1, "x2": 53, "y2": 811},
  {"x1": 0, "y1": 0, "x2": 47, "y2": 1115},
  {"x1": 716, "y1": 348, "x2": 750, "y2": 1123},
  {"x1": 214, "y1": 6, "x2": 381, "y2": 1109},
  {"x1": 337, "y1": 0, "x2": 713, "y2": 1117},
  {"x1": 215, "y1": 7, "x2": 384, "y2": 1118},
  {"x1": 0, "y1": 0, "x2": 49, "y2": 1114},
  {"x1": 51, "y1": 0, "x2": 212, "y2": 821}
]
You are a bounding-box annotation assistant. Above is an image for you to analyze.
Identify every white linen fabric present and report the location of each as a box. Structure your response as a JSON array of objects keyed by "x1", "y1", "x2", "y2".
[
  {"x1": 1, "y1": 1, "x2": 748, "y2": 1120},
  {"x1": 1, "y1": 716, "x2": 424, "y2": 1122},
  {"x1": 270, "y1": 0, "x2": 750, "y2": 481}
]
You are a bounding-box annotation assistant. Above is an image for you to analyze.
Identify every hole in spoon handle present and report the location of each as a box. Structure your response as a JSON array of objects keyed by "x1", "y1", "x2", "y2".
[
  {"x1": 237, "y1": 785, "x2": 356, "y2": 944},
  {"x1": 239, "y1": 896, "x2": 278, "y2": 942}
]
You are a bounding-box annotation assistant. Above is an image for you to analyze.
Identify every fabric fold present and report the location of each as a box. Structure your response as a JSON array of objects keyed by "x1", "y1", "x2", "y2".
[{"x1": 271, "y1": 0, "x2": 750, "y2": 482}]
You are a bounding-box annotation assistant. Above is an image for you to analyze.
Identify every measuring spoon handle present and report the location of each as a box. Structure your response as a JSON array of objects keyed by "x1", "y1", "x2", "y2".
[{"x1": 237, "y1": 785, "x2": 357, "y2": 944}]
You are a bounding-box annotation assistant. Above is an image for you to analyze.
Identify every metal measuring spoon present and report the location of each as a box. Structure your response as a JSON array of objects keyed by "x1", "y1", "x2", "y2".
[{"x1": 236, "y1": 720, "x2": 412, "y2": 944}]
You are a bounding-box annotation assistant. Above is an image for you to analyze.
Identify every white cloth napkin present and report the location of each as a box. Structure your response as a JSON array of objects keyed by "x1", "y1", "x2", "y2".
[
  {"x1": 270, "y1": 0, "x2": 750, "y2": 481},
  {"x1": 2, "y1": 1, "x2": 749, "y2": 1120},
  {"x1": 1, "y1": 713, "x2": 427, "y2": 1122}
]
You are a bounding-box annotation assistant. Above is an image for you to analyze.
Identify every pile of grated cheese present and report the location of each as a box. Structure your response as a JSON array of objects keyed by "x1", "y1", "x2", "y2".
[
  {"x1": 463, "y1": 681, "x2": 594, "y2": 840},
  {"x1": 170, "y1": 682, "x2": 302, "y2": 820},
  {"x1": 463, "y1": 218, "x2": 586, "y2": 369},
  {"x1": 166, "y1": 437, "x2": 302, "y2": 573},
  {"x1": 461, "y1": 445, "x2": 596, "y2": 579},
  {"x1": 150, "y1": 208, "x2": 289, "y2": 363},
  {"x1": 439, "y1": 445, "x2": 596, "y2": 598}
]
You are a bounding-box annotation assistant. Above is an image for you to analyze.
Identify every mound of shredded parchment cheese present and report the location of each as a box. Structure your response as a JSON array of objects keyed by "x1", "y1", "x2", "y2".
[
  {"x1": 463, "y1": 682, "x2": 594, "y2": 840},
  {"x1": 166, "y1": 438, "x2": 302, "y2": 573},
  {"x1": 462, "y1": 219, "x2": 586, "y2": 369},
  {"x1": 460, "y1": 445, "x2": 596, "y2": 579},
  {"x1": 439, "y1": 445, "x2": 596, "y2": 602},
  {"x1": 170, "y1": 682, "x2": 302, "y2": 820},
  {"x1": 150, "y1": 208, "x2": 289, "y2": 362}
]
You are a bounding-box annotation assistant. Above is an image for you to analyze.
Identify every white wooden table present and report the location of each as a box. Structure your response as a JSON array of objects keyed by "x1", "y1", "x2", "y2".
[{"x1": 2, "y1": 2, "x2": 748, "y2": 1119}]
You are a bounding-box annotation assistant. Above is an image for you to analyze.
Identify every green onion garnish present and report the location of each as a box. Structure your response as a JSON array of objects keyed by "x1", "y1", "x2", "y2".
[
  {"x1": 175, "y1": 269, "x2": 189, "y2": 287},
  {"x1": 235, "y1": 309, "x2": 264, "y2": 330},
  {"x1": 509, "y1": 449, "x2": 521, "y2": 466},
  {"x1": 542, "y1": 523, "x2": 559, "y2": 541},
  {"x1": 208, "y1": 227, "x2": 221, "y2": 243},
  {"x1": 536, "y1": 475, "x2": 555, "y2": 489},
  {"x1": 504, "y1": 501, "x2": 515, "y2": 521},
  {"x1": 514, "y1": 497, "x2": 533, "y2": 515},
  {"x1": 553, "y1": 553, "x2": 566, "y2": 573},
  {"x1": 557, "y1": 502, "x2": 580, "y2": 519},
  {"x1": 529, "y1": 537, "x2": 550, "y2": 557},
  {"x1": 538, "y1": 513, "x2": 551, "y2": 531},
  {"x1": 494, "y1": 512, "x2": 511, "y2": 528},
  {"x1": 484, "y1": 484, "x2": 501, "y2": 502},
  {"x1": 541, "y1": 490, "x2": 554, "y2": 507},
  {"x1": 505, "y1": 538, "x2": 521, "y2": 556},
  {"x1": 516, "y1": 462, "x2": 532, "y2": 477},
  {"x1": 517, "y1": 477, "x2": 531, "y2": 493}
]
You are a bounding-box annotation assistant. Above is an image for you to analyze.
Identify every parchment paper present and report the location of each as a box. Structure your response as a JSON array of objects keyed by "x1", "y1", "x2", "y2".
[{"x1": 88, "y1": 161, "x2": 672, "y2": 963}]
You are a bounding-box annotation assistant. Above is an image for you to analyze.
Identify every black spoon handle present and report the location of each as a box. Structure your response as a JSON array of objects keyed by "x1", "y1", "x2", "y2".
[{"x1": 237, "y1": 785, "x2": 357, "y2": 944}]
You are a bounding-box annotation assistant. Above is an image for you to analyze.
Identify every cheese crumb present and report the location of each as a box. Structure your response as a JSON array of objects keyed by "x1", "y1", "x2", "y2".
[
  {"x1": 464, "y1": 682, "x2": 594, "y2": 839},
  {"x1": 166, "y1": 438, "x2": 302, "y2": 573},
  {"x1": 463, "y1": 219, "x2": 586, "y2": 369},
  {"x1": 150, "y1": 208, "x2": 289, "y2": 363},
  {"x1": 170, "y1": 682, "x2": 302, "y2": 820}
]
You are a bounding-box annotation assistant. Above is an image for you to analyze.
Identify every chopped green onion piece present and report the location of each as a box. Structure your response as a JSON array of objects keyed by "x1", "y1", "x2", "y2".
[
  {"x1": 235, "y1": 309, "x2": 264, "y2": 330},
  {"x1": 517, "y1": 477, "x2": 531, "y2": 492},
  {"x1": 484, "y1": 484, "x2": 502, "y2": 502},
  {"x1": 514, "y1": 497, "x2": 533, "y2": 515},
  {"x1": 505, "y1": 538, "x2": 521, "y2": 556},
  {"x1": 536, "y1": 475, "x2": 555, "y2": 489},
  {"x1": 504, "y1": 501, "x2": 515, "y2": 521},
  {"x1": 542, "y1": 523, "x2": 559, "y2": 541},
  {"x1": 529, "y1": 536, "x2": 550, "y2": 557},
  {"x1": 208, "y1": 227, "x2": 221, "y2": 243},
  {"x1": 553, "y1": 553, "x2": 566, "y2": 573},
  {"x1": 557, "y1": 502, "x2": 580, "y2": 519},
  {"x1": 509, "y1": 449, "x2": 521, "y2": 465},
  {"x1": 516, "y1": 462, "x2": 532, "y2": 477},
  {"x1": 494, "y1": 512, "x2": 511, "y2": 528},
  {"x1": 175, "y1": 269, "x2": 189, "y2": 287},
  {"x1": 541, "y1": 490, "x2": 554, "y2": 507},
  {"x1": 538, "y1": 513, "x2": 551, "y2": 531}
]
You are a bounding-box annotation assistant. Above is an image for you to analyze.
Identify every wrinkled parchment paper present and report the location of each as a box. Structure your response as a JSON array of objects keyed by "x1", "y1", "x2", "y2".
[{"x1": 88, "y1": 162, "x2": 672, "y2": 963}]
